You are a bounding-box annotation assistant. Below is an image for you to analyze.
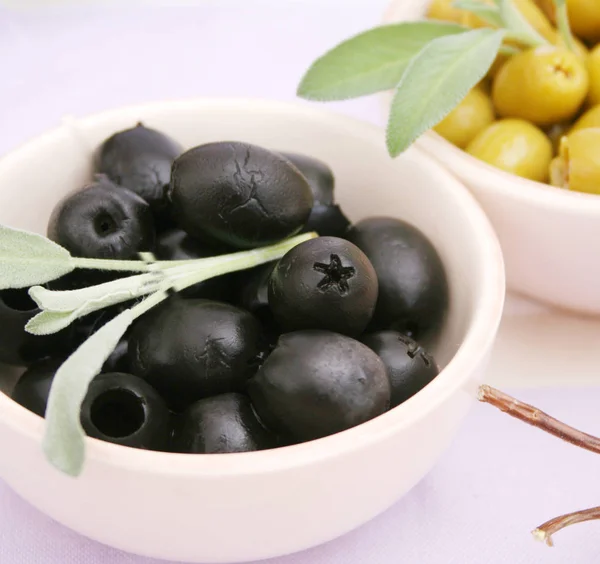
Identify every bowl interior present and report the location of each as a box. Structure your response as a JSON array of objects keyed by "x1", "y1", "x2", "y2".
[{"x1": 0, "y1": 99, "x2": 504, "y2": 464}]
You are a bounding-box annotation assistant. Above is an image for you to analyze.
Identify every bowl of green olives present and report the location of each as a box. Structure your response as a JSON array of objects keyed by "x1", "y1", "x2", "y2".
[
  {"x1": 0, "y1": 98, "x2": 504, "y2": 562},
  {"x1": 383, "y1": 0, "x2": 600, "y2": 315}
]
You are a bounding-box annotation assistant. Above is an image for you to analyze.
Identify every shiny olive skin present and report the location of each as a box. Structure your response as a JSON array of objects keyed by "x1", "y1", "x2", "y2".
[
  {"x1": 0, "y1": 289, "x2": 66, "y2": 366},
  {"x1": 492, "y1": 47, "x2": 589, "y2": 127},
  {"x1": 95, "y1": 123, "x2": 183, "y2": 217},
  {"x1": 346, "y1": 218, "x2": 448, "y2": 341},
  {"x1": 169, "y1": 142, "x2": 313, "y2": 249},
  {"x1": 466, "y1": 119, "x2": 553, "y2": 182},
  {"x1": 361, "y1": 331, "x2": 439, "y2": 408},
  {"x1": 280, "y1": 152, "x2": 334, "y2": 206},
  {"x1": 11, "y1": 358, "x2": 62, "y2": 416},
  {"x1": 47, "y1": 176, "x2": 155, "y2": 259},
  {"x1": 102, "y1": 338, "x2": 130, "y2": 374},
  {"x1": 550, "y1": 128, "x2": 600, "y2": 195},
  {"x1": 302, "y1": 204, "x2": 351, "y2": 238},
  {"x1": 268, "y1": 237, "x2": 378, "y2": 337},
  {"x1": 129, "y1": 298, "x2": 262, "y2": 411},
  {"x1": 570, "y1": 104, "x2": 600, "y2": 133},
  {"x1": 248, "y1": 330, "x2": 391, "y2": 442},
  {"x1": 80, "y1": 372, "x2": 171, "y2": 451},
  {"x1": 172, "y1": 393, "x2": 277, "y2": 453},
  {"x1": 434, "y1": 87, "x2": 495, "y2": 149},
  {"x1": 587, "y1": 45, "x2": 600, "y2": 107},
  {"x1": 155, "y1": 229, "x2": 234, "y2": 300}
]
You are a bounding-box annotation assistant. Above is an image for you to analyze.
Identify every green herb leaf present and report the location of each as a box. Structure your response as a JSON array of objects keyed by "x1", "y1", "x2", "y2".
[
  {"x1": 297, "y1": 22, "x2": 466, "y2": 101},
  {"x1": 386, "y1": 28, "x2": 505, "y2": 157},
  {"x1": 0, "y1": 225, "x2": 74, "y2": 289},
  {"x1": 452, "y1": 0, "x2": 503, "y2": 26},
  {"x1": 42, "y1": 308, "x2": 135, "y2": 476},
  {"x1": 499, "y1": 0, "x2": 550, "y2": 46},
  {"x1": 553, "y1": 0, "x2": 576, "y2": 51}
]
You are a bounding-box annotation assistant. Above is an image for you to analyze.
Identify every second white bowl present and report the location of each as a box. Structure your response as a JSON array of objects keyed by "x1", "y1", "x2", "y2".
[{"x1": 384, "y1": 0, "x2": 600, "y2": 315}]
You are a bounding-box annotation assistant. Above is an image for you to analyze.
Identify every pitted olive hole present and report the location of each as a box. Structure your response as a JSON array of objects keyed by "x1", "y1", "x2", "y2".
[
  {"x1": 313, "y1": 254, "x2": 356, "y2": 294},
  {"x1": 94, "y1": 212, "x2": 118, "y2": 236},
  {"x1": 90, "y1": 389, "x2": 145, "y2": 438},
  {"x1": 1, "y1": 289, "x2": 37, "y2": 312},
  {"x1": 552, "y1": 62, "x2": 572, "y2": 79}
]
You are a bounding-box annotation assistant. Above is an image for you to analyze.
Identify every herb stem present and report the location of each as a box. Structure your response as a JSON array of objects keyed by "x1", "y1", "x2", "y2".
[
  {"x1": 554, "y1": 0, "x2": 576, "y2": 52},
  {"x1": 478, "y1": 385, "x2": 600, "y2": 455},
  {"x1": 533, "y1": 505, "x2": 600, "y2": 546},
  {"x1": 504, "y1": 31, "x2": 547, "y2": 48}
]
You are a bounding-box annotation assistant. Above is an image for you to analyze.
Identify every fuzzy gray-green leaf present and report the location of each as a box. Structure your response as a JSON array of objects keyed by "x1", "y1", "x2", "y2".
[
  {"x1": 0, "y1": 225, "x2": 74, "y2": 289},
  {"x1": 42, "y1": 309, "x2": 134, "y2": 476},
  {"x1": 386, "y1": 28, "x2": 504, "y2": 157},
  {"x1": 297, "y1": 22, "x2": 466, "y2": 101}
]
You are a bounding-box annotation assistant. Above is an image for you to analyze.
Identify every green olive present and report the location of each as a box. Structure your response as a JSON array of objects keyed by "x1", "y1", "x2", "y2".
[
  {"x1": 426, "y1": 0, "x2": 465, "y2": 23},
  {"x1": 434, "y1": 88, "x2": 495, "y2": 149},
  {"x1": 466, "y1": 119, "x2": 553, "y2": 182},
  {"x1": 536, "y1": 0, "x2": 600, "y2": 42},
  {"x1": 550, "y1": 128, "x2": 600, "y2": 194},
  {"x1": 492, "y1": 47, "x2": 589, "y2": 126},
  {"x1": 570, "y1": 104, "x2": 600, "y2": 133},
  {"x1": 587, "y1": 44, "x2": 600, "y2": 108}
]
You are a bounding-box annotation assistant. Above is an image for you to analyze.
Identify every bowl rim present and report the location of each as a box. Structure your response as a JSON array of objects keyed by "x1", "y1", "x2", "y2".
[
  {"x1": 381, "y1": 0, "x2": 600, "y2": 217},
  {"x1": 0, "y1": 97, "x2": 506, "y2": 477}
]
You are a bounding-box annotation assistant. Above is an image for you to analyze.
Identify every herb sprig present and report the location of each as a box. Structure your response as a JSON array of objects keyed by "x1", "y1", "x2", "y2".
[
  {"x1": 1, "y1": 224, "x2": 316, "y2": 476},
  {"x1": 297, "y1": 0, "x2": 573, "y2": 157}
]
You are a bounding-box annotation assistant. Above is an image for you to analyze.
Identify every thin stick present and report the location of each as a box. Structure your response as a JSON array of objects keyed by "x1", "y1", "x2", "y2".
[
  {"x1": 477, "y1": 385, "x2": 600, "y2": 455},
  {"x1": 533, "y1": 506, "x2": 600, "y2": 547}
]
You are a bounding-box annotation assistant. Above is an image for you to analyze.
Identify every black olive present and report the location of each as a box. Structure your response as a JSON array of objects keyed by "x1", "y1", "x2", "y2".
[
  {"x1": 346, "y1": 217, "x2": 448, "y2": 341},
  {"x1": 154, "y1": 228, "x2": 234, "y2": 300},
  {"x1": 361, "y1": 331, "x2": 439, "y2": 408},
  {"x1": 280, "y1": 152, "x2": 334, "y2": 206},
  {"x1": 172, "y1": 393, "x2": 277, "y2": 453},
  {"x1": 302, "y1": 204, "x2": 350, "y2": 238},
  {"x1": 248, "y1": 330, "x2": 391, "y2": 442},
  {"x1": 102, "y1": 338, "x2": 130, "y2": 374},
  {"x1": 129, "y1": 298, "x2": 262, "y2": 411},
  {"x1": 235, "y1": 262, "x2": 276, "y2": 318},
  {"x1": 94, "y1": 122, "x2": 183, "y2": 221},
  {"x1": 0, "y1": 289, "x2": 65, "y2": 366},
  {"x1": 268, "y1": 237, "x2": 378, "y2": 337},
  {"x1": 11, "y1": 358, "x2": 62, "y2": 416},
  {"x1": 47, "y1": 176, "x2": 155, "y2": 259},
  {"x1": 80, "y1": 372, "x2": 171, "y2": 451},
  {"x1": 168, "y1": 142, "x2": 313, "y2": 249}
]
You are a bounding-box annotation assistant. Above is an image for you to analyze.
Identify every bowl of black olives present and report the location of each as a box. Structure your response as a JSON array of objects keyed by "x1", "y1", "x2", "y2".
[{"x1": 0, "y1": 98, "x2": 504, "y2": 563}]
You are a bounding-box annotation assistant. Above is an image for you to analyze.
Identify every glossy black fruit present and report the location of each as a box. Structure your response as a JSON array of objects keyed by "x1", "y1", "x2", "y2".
[
  {"x1": 11, "y1": 358, "x2": 62, "y2": 416},
  {"x1": 280, "y1": 152, "x2": 334, "y2": 206},
  {"x1": 154, "y1": 229, "x2": 233, "y2": 300},
  {"x1": 169, "y1": 142, "x2": 313, "y2": 249},
  {"x1": 248, "y1": 330, "x2": 391, "y2": 442},
  {"x1": 346, "y1": 217, "x2": 448, "y2": 340},
  {"x1": 236, "y1": 262, "x2": 276, "y2": 318},
  {"x1": 80, "y1": 372, "x2": 171, "y2": 450},
  {"x1": 302, "y1": 204, "x2": 350, "y2": 238},
  {"x1": 102, "y1": 338, "x2": 130, "y2": 374},
  {"x1": 172, "y1": 393, "x2": 276, "y2": 453},
  {"x1": 95, "y1": 123, "x2": 183, "y2": 216},
  {"x1": 0, "y1": 289, "x2": 65, "y2": 366},
  {"x1": 129, "y1": 298, "x2": 262, "y2": 411},
  {"x1": 361, "y1": 331, "x2": 439, "y2": 408},
  {"x1": 268, "y1": 237, "x2": 378, "y2": 336},
  {"x1": 47, "y1": 176, "x2": 155, "y2": 259}
]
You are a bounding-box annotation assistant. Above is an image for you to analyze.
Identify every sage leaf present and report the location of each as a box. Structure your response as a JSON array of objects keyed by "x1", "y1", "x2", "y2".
[
  {"x1": 0, "y1": 224, "x2": 74, "y2": 289},
  {"x1": 297, "y1": 22, "x2": 466, "y2": 101},
  {"x1": 499, "y1": 0, "x2": 550, "y2": 46},
  {"x1": 386, "y1": 28, "x2": 505, "y2": 157},
  {"x1": 452, "y1": 0, "x2": 503, "y2": 26},
  {"x1": 42, "y1": 309, "x2": 134, "y2": 476}
]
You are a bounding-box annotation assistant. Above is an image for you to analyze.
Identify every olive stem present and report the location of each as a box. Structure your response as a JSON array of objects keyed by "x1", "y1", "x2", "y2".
[
  {"x1": 553, "y1": 0, "x2": 576, "y2": 52},
  {"x1": 504, "y1": 31, "x2": 548, "y2": 48},
  {"x1": 498, "y1": 44, "x2": 521, "y2": 56},
  {"x1": 533, "y1": 506, "x2": 600, "y2": 546},
  {"x1": 477, "y1": 385, "x2": 600, "y2": 455}
]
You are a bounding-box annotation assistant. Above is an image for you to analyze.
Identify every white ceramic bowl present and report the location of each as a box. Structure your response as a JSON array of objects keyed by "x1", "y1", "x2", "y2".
[
  {"x1": 0, "y1": 98, "x2": 504, "y2": 563},
  {"x1": 384, "y1": 0, "x2": 600, "y2": 315}
]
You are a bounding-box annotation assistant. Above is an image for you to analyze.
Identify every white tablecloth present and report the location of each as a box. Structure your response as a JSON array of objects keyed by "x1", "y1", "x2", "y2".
[{"x1": 0, "y1": 2, "x2": 598, "y2": 562}]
